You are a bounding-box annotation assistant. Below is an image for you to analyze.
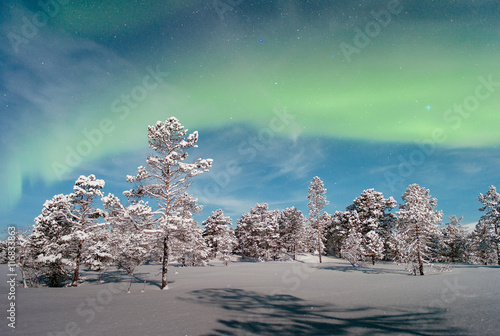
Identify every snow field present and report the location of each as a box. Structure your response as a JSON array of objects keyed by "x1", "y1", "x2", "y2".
[{"x1": 1, "y1": 256, "x2": 499, "y2": 335}]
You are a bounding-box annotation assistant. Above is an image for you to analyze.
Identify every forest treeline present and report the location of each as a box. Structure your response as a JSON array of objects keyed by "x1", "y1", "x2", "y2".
[{"x1": 1, "y1": 118, "x2": 499, "y2": 288}]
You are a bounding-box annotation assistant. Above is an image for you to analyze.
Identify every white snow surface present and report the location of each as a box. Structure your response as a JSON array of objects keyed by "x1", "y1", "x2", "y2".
[{"x1": 1, "y1": 255, "x2": 499, "y2": 335}]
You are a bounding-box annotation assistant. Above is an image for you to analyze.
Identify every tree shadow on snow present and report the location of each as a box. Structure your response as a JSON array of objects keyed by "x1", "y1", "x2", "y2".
[
  {"x1": 83, "y1": 269, "x2": 171, "y2": 290},
  {"x1": 313, "y1": 264, "x2": 408, "y2": 275},
  {"x1": 182, "y1": 288, "x2": 463, "y2": 336}
]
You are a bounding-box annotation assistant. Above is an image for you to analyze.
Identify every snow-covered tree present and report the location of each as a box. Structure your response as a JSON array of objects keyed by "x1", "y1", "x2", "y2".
[
  {"x1": 307, "y1": 176, "x2": 329, "y2": 263},
  {"x1": 202, "y1": 209, "x2": 236, "y2": 265},
  {"x1": 469, "y1": 218, "x2": 497, "y2": 265},
  {"x1": 477, "y1": 185, "x2": 500, "y2": 265},
  {"x1": 396, "y1": 184, "x2": 443, "y2": 275},
  {"x1": 362, "y1": 230, "x2": 385, "y2": 265},
  {"x1": 3, "y1": 230, "x2": 40, "y2": 288},
  {"x1": 102, "y1": 193, "x2": 156, "y2": 291},
  {"x1": 31, "y1": 194, "x2": 75, "y2": 287},
  {"x1": 278, "y1": 207, "x2": 305, "y2": 260},
  {"x1": 440, "y1": 215, "x2": 468, "y2": 263},
  {"x1": 81, "y1": 227, "x2": 113, "y2": 273},
  {"x1": 68, "y1": 174, "x2": 106, "y2": 286},
  {"x1": 170, "y1": 193, "x2": 209, "y2": 266},
  {"x1": 325, "y1": 210, "x2": 349, "y2": 257},
  {"x1": 304, "y1": 212, "x2": 331, "y2": 259},
  {"x1": 28, "y1": 175, "x2": 106, "y2": 287},
  {"x1": 0, "y1": 239, "x2": 7, "y2": 264},
  {"x1": 346, "y1": 189, "x2": 397, "y2": 264},
  {"x1": 124, "y1": 117, "x2": 212, "y2": 289},
  {"x1": 341, "y1": 226, "x2": 364, "y2": 267},
  {"x1": 235, "y1": 203, "x2": 280, "y2": 260}
]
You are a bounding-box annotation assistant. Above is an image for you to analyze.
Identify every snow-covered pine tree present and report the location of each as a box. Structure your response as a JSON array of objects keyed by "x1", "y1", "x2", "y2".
[
  {"x1": 341, "y1": 227, "x2": 364, "y2": 267},
  {"x1": 124, "y1": 117, "x2": 212, "y2": 289},
  {"x1": 362, "y1": 230, "x2": 385, "y2": 265},
  {"x1": 202, "y1": 209, "x2": 236, "y2": 265},
  {"x1": 325, "y1": 210, "x2": 350, "y2": 257},
  {"x1": 170, "y1": 193, "x2": 209, "y2": 266},
  {"x1": 307, "y1": 176, "x2": 329, "y2": 263},
  {"x1": 396, "y1": 184, "x2": 443, "y2": 275},
  {"x1": 0, "y1": 239, "x2": 7, "y2": 263},
  {"x1": 305, "y1": 212, "x2": 331, "y2": 259},
  {"x1": 347, "y1": 189, "x2": 397, "y2": 264},
  {"x1": 469, "y1": 218, "x2": 497, "y2": 265},
  {"x1": 235, "y1": 203, "x2": 279, "y2": 260},
  {"x1": 31, "y1": 194, "x2": 75, "y2": 287},
  {"x1": 278, "y1": 207, "x2": 305, "y2": 260},
  {"x1": 440, "y1": 215, "x2": 468, "y2": 263},
  {"x1": 10, "y1": 230, "x2": 39, "y2": 288},
  {"x1": 339, "y1": 209, "x2": 365, "y2": 266},
  {"x1": 102, "y1": 193, "x2": 156, "y2": 291},
  {"x1": 68, "y1": 174, "x2": 107, "y2": 286},
  {"x1": 81, "y1": 226, "x2": 113, "y2": 273},
  {"x1": 217, "y1": 227, "x2": 237, "y2": 266},
  {"x1": 477, "y1": 185, "x2": 500, "y2": 265}
]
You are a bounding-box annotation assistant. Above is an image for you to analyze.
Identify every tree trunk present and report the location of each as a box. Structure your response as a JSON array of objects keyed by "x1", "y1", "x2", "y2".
[
  {"x1": 161, "y1": 235, "x2": 169, "y2": 289},
  {"x1": 317, "y1": 224, "x2": 322, "y2": 263},
  {"x1": 372, "y1": 255, "x2": 375, "y2": 265},
  {"x1": 72, "y1": 240, "x2": 83, "y2": 286},
  {"x1": 416, "y1": 246, "x2": 424, "y2": 275},
  {"x1": 127, "y1": 273, "x2": 134, "y2": 293},
  {"x1": 495, "y1": 225, "x2": 500, "y2": 265},
  {"x1": 20, "y1": 264, "x2": 27, "y2": 288}
]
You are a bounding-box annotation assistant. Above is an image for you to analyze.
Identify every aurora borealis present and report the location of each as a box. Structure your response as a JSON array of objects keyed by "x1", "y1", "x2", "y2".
[{"x1": 1, "y1": 0, "x2": 499, "y2": 232}]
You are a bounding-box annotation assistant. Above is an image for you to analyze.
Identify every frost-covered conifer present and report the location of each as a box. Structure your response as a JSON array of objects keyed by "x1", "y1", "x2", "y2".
[
  {"x1": 339, "y1": 210, "x2": 365, "y2": 266},
  {"x1": 278, "y1": 207, "x2": 305, "y2": 260},
  {"x1": 440, "y1": 215, "x2": 468, "y2": 263},
  {"x1": 31, "y1": 176, "x2": 106, "y2": 287},
  {"x1": 82, "y1": 227, "x2": 113, "y2": 272},
  {"x1": 103, "y1": 193, "x2": 156, "y2": 290},
  {"x1": 347, "y1": 189, "x2": 397, "y2": 264},
  {"x1": 304, "y1": 212, "x2": 331, "y2": 259},
  {"x1": 477, "y1": 185, "x2": 500, "y2": 265},
  {"x1": 8, "y1": 230, "x2": 39, "y2": 288},
  {"x1": 396, "y1": 184, "x2": 442, "y2": 275},
  {"x1": 31, "y1": 194, "x2": 75, "y2": 287},
  {"x1": 170, "y1": 193, "x2": 209, "y2": 266},
  {"x1": 68, "y1": 174, "x2": 106, "y2": 286},
  {"x1": 124, "y1": 117, "x2": 212, "y2": 289},
  {"x1": 325, "y1": 210, "x2": 350, "y2": 257},
  {"x1": 202, "y1": 209, "x2": 236, "y2": 265},
  {"x1": 235, "y1": 203, "x2": 279, "y2": 260},
  {"x1": 469, "y1": 218, "x2": 497, "y2": 265},
  {"x1": 341, "y1": 226, "x2": 364, "y2": 267},
  {"x1": 307, "y1": 176, "x2": 329, "y2": 263}
]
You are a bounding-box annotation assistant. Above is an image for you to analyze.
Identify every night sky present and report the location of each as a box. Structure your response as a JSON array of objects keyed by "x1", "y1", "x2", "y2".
[{"x1": 1, "y1": 0, "x2": 499, "y2": 234}]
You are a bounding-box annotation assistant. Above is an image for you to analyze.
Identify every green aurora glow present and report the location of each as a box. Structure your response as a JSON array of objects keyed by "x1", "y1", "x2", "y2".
[{"x1": 1, "y1": 1, "x2": 500, "y2": 212}]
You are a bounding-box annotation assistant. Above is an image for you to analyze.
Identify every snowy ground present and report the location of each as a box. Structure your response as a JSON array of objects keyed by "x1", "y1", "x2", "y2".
[{"x1": 1, "y1": 255, "x2": 499, "y2": 336}]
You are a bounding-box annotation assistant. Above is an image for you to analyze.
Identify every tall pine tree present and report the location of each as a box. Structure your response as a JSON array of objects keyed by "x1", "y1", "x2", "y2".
[
  {"x1": 396, "y1": 184, "x2": 442, "y2": 275},
  {"x1": 124, "y1": 117, "x2": 212, "y2": 289},
  {"x1": 477, "y1": 185, "x2": 500, "y2": 265},
  {"x1": 307, "y1": 176, "x2": 329, "y2": 263}
]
